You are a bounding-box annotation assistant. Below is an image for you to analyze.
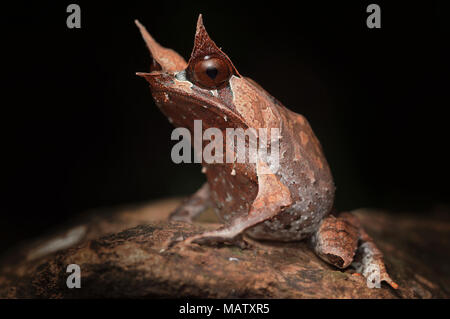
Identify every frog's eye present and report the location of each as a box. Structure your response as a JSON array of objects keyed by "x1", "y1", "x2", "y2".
[{"x1": 189, "y1": 55, "x2": 232, "y2": 89}]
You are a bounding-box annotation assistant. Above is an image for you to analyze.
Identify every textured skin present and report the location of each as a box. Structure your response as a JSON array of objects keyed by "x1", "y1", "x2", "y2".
[
  {"x1": 136, "y1": 15, "x2": 397, "y2": 288},
  {"x1": 137, "y1": 16, "x2": 334, "y2": 240}
]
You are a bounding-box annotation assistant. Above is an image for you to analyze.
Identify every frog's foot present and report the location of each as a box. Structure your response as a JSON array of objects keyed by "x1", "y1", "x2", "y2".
[
  {"x1": 169, "y1": 183, "x2": 211, "y2": 223},
  {"x1": 161, "y1": 225, "x2": 250, "y2": 251},
  {"x1": 311, "y1": 212, "x2": 398, "y2": 289},
  {"x1": 353, "y1": 227, "x2": 399, "y2": 289},
  {"x1": 185, "y1": 230, "x2": 250, "y2": 249}
]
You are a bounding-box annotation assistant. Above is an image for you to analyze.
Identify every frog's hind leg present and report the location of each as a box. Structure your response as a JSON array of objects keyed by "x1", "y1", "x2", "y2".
[
  {"x1": 354, "y1": 219, "x2": 398, "y2": 289},
  {"x1": 311, "y1": 212, "x2": 398, "y2": 289},
  {"x1": 169, "y1": 183, "x2": 211, "y2": 223},
  {"x1": 310, "y1": 213, "x2": 359, "y2": 269}
]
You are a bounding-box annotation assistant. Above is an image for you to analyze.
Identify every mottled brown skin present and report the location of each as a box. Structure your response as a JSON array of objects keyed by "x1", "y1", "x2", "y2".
[{"x1": 136, "y1": 15, "x2": 397, "y2": 289}]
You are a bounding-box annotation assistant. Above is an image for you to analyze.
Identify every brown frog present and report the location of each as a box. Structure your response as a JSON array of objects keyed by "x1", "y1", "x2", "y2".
[{"x1": 136, "y1": 15, "x2": 397, "y2": 289}]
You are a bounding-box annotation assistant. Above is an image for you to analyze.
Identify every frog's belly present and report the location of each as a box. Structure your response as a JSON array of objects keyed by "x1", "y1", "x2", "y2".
[{"x1": 245, "y1": 203, "x2": 328, "y2": 241}]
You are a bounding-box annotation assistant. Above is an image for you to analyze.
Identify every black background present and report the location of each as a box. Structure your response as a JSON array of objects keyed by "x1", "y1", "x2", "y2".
[{"x1": 1, "y1": 1, "x2": 449, "y2": 253}]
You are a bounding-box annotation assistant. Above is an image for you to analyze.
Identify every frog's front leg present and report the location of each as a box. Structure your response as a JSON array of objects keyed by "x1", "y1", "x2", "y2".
[
  {"x1": 176, "y1": 161, "x2": 292, "y2": 248},
  {"x1": 311, "y1": 212, "x2": 398, "y2": 289},
  {"x1": 169, "y1": 182, "x2": 211, "y2": 223}
]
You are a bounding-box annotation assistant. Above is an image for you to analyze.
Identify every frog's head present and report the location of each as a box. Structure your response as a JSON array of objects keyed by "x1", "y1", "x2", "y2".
[{"x1": 136, "y1": 14, "x2": 269, "y2": 131}]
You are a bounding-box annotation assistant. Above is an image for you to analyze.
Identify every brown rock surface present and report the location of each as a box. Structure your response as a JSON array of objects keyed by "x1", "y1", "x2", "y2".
[{"x1": 0, "y1": 199, "x2": 449, "y2": 298}]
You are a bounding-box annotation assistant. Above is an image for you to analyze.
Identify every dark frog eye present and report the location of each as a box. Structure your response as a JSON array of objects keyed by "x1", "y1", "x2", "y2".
[{"x1": 189, "y1": 55, "x2": 232, "y2": 89}]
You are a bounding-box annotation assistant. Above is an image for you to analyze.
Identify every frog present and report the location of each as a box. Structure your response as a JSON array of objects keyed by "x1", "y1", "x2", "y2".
[{"x1": 135, "y1": 15, "x2": 397, "y2": 289}]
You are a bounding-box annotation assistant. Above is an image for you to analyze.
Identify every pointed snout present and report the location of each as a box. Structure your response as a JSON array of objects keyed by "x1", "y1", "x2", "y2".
[{"x1": 135, "y1": 71, "x2": 176, "y2": 93}]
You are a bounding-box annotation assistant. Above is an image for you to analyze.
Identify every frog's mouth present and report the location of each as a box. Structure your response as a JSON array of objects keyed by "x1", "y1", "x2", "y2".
[
  {"x1": 137, "y1": 69, "x2": 247, "y2": 129},
  {"x1": 150, "y1": 85, "x2": 247, "y2": 133}
]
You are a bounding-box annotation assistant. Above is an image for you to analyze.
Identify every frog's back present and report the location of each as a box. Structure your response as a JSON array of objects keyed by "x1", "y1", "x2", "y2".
[{"x1": 204, "y1": 77, "x2": 335, "y2": 241}]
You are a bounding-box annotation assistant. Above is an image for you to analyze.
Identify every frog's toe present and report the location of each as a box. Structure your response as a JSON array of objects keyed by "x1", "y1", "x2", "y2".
[
  {"x1": 353, "y1": 260, "x2": 398, "y2": 289},
  {"x1": 353, "y1": 241, "x2": 398, "y2": 289},
  {"x1": 189, "y1": 233, "x2": 236, "y2": 247},
  {"x1": 193, "y1": 233, "x2": 251, "y2": 249},
  {"x1": 160, "y1": 234, "x2": 185, "y2": 251},
  {"x1": 185, "y1": 229, "x2": 250, "y2": 249}
]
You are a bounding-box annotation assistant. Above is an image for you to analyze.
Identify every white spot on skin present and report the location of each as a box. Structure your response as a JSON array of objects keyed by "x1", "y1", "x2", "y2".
[
  {"x1": 168, "y1": 117, "x2": 173, "y2": 124},
  {"x1": 224, "y1": 115, "x2": 228, "y2": 122},
  {"x1": 201, "y1": 166, "x2": 207, "y2": 174},
  {"x1": 231, "y1": 168, "x2": 236, "y2": 176},
  {"x1": 228, "y1": 257, "x2": 239, "y2": 262},
  {"x1": 27, "y1": 225, "x2": 87, "y2": 261},
  {"x1": 163, "y1": 92, "x2": 170, "y2": 103}
]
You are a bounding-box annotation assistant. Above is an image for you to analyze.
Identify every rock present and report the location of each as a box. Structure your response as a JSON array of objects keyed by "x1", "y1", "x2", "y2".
[{"x1": 0, "y1": 199, "x2": 449, "y2": 298}]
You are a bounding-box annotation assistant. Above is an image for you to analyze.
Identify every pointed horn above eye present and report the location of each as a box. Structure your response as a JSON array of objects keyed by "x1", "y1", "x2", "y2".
[
  {"x1": 188, "y1": 14, "x2": 240, "y2": 76},
  {"x1": 135, "y1": 19, "x2": 187, "y2": 72}
]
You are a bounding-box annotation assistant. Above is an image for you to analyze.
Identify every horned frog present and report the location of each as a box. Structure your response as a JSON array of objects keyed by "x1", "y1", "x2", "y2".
[{"x1": 136, "y1": 15, "x2": 397, "y2": 289}]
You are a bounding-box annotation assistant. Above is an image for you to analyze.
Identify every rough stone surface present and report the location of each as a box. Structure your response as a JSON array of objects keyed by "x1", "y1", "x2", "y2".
[{"x1": 0, "y1": 199, "x2": 448, "y2": 298}]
